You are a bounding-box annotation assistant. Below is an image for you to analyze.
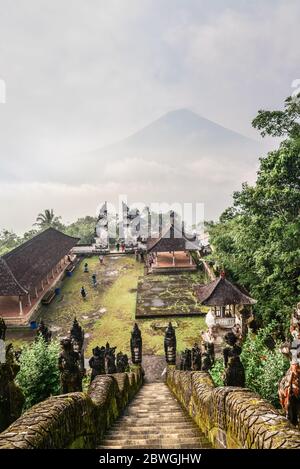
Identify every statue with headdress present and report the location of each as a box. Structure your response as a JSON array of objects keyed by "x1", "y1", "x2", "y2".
[
  {"x1": 223, "y1": 331, "x2": 245, "y2": 387},
  {"x1": 116, "y1": 352, "x2": 129, "y2": 373},
  {"x1": 58, "y1": 338, "x2": 82, "y2": 393},
  {"x1": 0, "y1": 329, "x2": 24, "y2": 432},
  {"x1": 37, "y1": 320, "x2": 52, "y2": 343},
  {"x1": 104, "y1": 342, "x2": 117, "y2": 374},
  {"x1": 191, "y1": 343, "x2": 202, "y2": 371},
  {"x1": 89, "y1": 346, "x2": 105, "y2": 382},
  {"x1": 180, "y1": 349, "x2": 192, "y2": 371},
  {"x1": 70, "y1": 318, "x2": 85, "y2": 373}
]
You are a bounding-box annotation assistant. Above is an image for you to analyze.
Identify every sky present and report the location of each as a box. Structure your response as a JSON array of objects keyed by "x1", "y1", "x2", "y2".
[{"x1": 0, "y1": 0, "x2": 299, "y2": 233}]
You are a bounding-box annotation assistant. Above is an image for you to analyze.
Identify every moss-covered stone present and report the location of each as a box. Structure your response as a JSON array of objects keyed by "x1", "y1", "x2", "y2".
[{"x1": 166, "y1": 368, "x2": 300, "y2": 449}]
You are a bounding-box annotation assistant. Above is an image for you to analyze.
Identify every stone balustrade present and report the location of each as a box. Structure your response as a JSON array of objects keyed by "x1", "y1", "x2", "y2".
[
  {"x1": 166, "y1": 368, "x2": 300, "y2": 449},
  {"x1": 0, "y1": 367, "x2": 143, "y2": 449}
]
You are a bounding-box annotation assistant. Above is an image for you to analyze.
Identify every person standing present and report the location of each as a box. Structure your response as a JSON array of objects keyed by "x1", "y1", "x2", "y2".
[
  {"x1": 99, "y1": 255, "x2": 104, "y2": 265},
  {"x1": 80, "y1": 286, "x2": 87, "y2": 300}
]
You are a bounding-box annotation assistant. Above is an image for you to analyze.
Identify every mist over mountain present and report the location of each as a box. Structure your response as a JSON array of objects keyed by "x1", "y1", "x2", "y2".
[
  {"x1": 0, "y1": 109, "x2": 268, "y2": 232},
  {"x1": 67, "y1": 108, "x2": 264, "y2": 220}
]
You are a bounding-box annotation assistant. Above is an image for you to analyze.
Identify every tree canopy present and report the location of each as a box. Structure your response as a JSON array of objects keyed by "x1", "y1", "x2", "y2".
[{"x1": 208, "y1": 95, "x2": 300, "y2": 333}]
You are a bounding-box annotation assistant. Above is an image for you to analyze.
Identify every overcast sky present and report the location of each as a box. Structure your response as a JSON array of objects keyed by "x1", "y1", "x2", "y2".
[{"x1": 0, "y1": 0, "x2": 299, "y2": 233}]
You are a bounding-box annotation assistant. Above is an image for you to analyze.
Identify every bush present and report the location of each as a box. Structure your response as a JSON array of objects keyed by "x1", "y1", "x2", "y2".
[
  {"x1": 209, "y1": 359, "x2": 225, "y2": 387},
  {"x1": 240, "y1": 322, "x2": 289, "y2": 407},
  {"x1": 16, "y1": 337, "x2": 60, "y2": 409}
]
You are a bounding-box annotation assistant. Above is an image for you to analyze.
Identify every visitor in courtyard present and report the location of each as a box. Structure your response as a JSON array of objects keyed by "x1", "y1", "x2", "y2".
[
  {"x1": 99, "y1": 255, "x2": 104, "y2": 265},
  {"x1": 84, "y1": 262, "x2": 89, "y2": 273},
  {"x1": 116, "y1": 242, "x2": 120, "y2": 252},
  {"x1": 80, "y1": 286, "x2": 87, "y2": 300},
  {"x1": 92, "y1": 273, "x2": 97, "y2": 287},
  {"x1": 121, "y1": 242, "x2": 125, "y2": 252}
]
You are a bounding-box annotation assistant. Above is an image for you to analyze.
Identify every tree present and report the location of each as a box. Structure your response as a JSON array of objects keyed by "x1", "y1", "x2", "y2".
[
  {"x1": 64, "y1": 216, "x2": 97, "y2": 244},
  {"x1": 16, "y1": 337, "x2": 60, "y2": 409},
  {"x1": 208, "y1": 95, "x2": 300, "y2": 332},
  {"x1": 0, "y1": 230, "x2": 21, "y2": 256},
  {"x1": 252, "y1": 93, "x2": 300, "y2": 138},
  {"x1": 35, "y1": 209, "x2": 64, "y2": 230}
]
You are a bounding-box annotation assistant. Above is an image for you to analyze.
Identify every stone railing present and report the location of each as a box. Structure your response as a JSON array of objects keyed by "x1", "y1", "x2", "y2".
[
  {"x1": 215, "y1": 317, "x2": 235, "y2": 328},
  {"x1": 167, "y1": 368, "x2": 300, "y2": 449},
  {"x1": 0, "y1": 367, "x2": 143, "y2": 449}
]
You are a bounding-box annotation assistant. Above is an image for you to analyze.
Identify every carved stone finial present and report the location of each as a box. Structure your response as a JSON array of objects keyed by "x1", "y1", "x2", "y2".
[
  {"x1": 164, "y1": 322, "x2": 176, "y2": 365},
  {"x1": 58, "y1": 338, "x2": 82, "y2": 393},
  {"x1": 130, "y1": 323, "x2": 142, "y2": 364}
]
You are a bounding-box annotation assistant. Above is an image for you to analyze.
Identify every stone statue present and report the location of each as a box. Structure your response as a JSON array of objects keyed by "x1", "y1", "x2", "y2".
[
  {"x1": 180, "y1": 349, "x2": 192, "y2": 371},
  {"x1": 58, "y1": 338, "x2": 82, "y2": 393},
  {"x1": 201, "y1": 343, "x2": 212, "y2": 371},
  {"x1": 37, "y1": 320, "x2": 52, "y2": 343},
  {"x1": 164, "y1": 322, "x2": 176, "y2": 365},
  {"x1": 191, "y1": 343, "x2": 202, "y2": 371},
  {"x1": 89, "y1": 346, "x2": 105, "y2": 382},
  {"x1": 104, "y1": 342, "x2": 117, "y2": 374},
  {"x1": 0, "y1": 317, "x2": 7, "y2": 341},
  {"x1": 0, "y1": 343, "x2": 24, "y2": 432},
  {"x1": 70, "y1": 318, "x2": 85, "y2": 373},
  {"x1": 223, "y1": 331, "x2": 245, "y2": 387},
  {"x1": 279, "y1": 329, "x2": 300, "y2": 427},
  {"x1": 116, "y1": 352, "x2": 129, "y2": 373},
  {"x1": 130, "y1": 323, "x2": 142, "y2": 364}
]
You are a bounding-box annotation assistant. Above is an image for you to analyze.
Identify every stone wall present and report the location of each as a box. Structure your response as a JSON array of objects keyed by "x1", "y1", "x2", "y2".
[
  {"x1": 167, "y1": 368, "x2": 300, "y2": 449},
  {"x1": 0, "y1": 368, "x2": 143, "y2": 449}
]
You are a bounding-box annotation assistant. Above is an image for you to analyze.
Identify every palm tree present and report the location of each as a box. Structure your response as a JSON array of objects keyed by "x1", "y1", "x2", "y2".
[{"x1": 35, "y1": 209, "x2": 63, "y2": 230}]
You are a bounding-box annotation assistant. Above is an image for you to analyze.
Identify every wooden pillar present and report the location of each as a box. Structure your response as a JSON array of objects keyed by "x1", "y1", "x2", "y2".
[
  {"x1": 19, "y1": 297, "x2": 23, "y2": 316},
  {"x1": 41, "y1": 280, "x2": 44, "y2": 291},
  {"x1": 27, "y1": 294, "x2": 31, "y2": 306},
  {"x1": 189, "y1": 253, "x2": 193, "y2": 265},
  {"x1": 35, "y1": 287, "x2": 38, "y2": 298},
  {"x1": 172, "y1": 251, "x2": 175, "y2": 266}
]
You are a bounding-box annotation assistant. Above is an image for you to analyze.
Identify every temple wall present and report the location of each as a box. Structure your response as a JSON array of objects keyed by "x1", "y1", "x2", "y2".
[
  {"x1": 166, "y1": 368, "x2": 300, "y2": 449},
  {"x1": 0, "y1": 368, "x2": 143, "y2": 449}
]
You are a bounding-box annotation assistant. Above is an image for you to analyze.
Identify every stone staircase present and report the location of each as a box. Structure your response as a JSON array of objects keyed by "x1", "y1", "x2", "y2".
[{"x1": 98, "y1": 382, "x2": 211, "y2": 449}]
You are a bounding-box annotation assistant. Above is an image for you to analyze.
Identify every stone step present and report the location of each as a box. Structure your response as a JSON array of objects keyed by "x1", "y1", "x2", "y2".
[
  {"x1": 97, "y1": 382, "x2": 211, "y2": 449},
  {"x1": 100, "y1": 436, "x2": 205, "y2": 446}
]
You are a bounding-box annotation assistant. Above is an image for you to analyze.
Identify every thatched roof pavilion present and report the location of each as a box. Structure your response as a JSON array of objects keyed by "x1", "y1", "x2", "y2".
[{"x1": 0, "y1": 228, "x2": 79, "y2": 318}]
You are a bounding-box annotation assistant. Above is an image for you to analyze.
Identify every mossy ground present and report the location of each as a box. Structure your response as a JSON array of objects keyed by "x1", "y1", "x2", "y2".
[{"x1": 7, "y1": 255, "x2": 206, "y2": 356}]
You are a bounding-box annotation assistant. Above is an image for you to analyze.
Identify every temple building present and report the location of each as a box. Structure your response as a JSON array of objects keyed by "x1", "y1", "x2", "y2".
[
  {"x1": 146, "y1": 214, "x2": 200, "y2": 273},
  {"x1": 0, "y1": 228, "x2": 79, "y2": 324},
  {"x1": 195, "y1": 272, "x2": 256, "y2": 334}
]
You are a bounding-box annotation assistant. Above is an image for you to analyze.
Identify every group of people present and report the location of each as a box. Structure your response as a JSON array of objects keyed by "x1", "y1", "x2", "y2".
[{"x1": 80, "y1": 256, "x2": 106, "y2": 299}]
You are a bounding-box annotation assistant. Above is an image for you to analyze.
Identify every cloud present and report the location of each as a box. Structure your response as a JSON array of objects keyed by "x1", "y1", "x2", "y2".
[{"x1": 0, "y1": 0, "x2": 299, "y2": 231}]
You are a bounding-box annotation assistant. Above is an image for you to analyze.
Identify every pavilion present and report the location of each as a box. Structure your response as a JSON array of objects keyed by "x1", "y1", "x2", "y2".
[
  {"x1": 195, "y1": 272, "x2": 256, "y2": 333},
  {"x1": 0, "y1": 228, "x2": 79, "y2": 323},
  {"x1": 146, "y1": 220, "x2": 200, "y2": 273}
]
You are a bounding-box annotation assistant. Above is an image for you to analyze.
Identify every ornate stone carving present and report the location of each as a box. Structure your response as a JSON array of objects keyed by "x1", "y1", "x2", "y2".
[
  {"x1": 191, "y1": 343, "x2": 202, "y2": 371},
  {"x1": 70, "y1": 318, "x2": 85, "y2": 374},
  {"x1": 223, "y1": 331, "x2": 245, "y2": 387},
  {"x1": 116, "y1": 352, "x2": 129, "y2": 373},
  {"x1": 130, "y1": 323, "x2": 142, "y2": 365},
  {"x1": 164, "y1": 322, "x2": 176, "y2": 365},
  {"x1": 0, "y1": 340, "x2": 24, "y2": 432},
  {"x1": 89, "y1": 346, "x2": 105, "y2": 382},
  {"x1": 104, "y1": 342, "x2": 117, "y2": 374},
  {"x1": 36, "y1": 320, "x2": 52, "y2": 343},
  {"x1": 180, "y1": 349, "x2": 191, "y2": 371},
  {"x1": 58, "y1": 338, "x2": 82, "y2": 393}
]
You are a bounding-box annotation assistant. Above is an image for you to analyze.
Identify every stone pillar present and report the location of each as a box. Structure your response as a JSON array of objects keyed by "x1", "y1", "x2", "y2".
[
  {"x1": 19, "y1": 297, "x2": 23, "y2": 316},
  {"x1": 189, "y1": 253, "x2": 193, "y2": 265}
]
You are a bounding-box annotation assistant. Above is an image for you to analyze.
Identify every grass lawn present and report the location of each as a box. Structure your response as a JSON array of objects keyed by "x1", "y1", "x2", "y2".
[{"x1": 7, "y1": 255, "x2": 206, "y2": 356}]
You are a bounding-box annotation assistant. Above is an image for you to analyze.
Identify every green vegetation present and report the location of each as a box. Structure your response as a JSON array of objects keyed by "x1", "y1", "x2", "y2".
[
  {"x1": 0, "y1": 214, "x2": 97, "y2": 255},
  {"x1": 240, "y1": 322, "x2": 289, "y2": 408},
  {"x1": 208, "y1": 94, "x2": 300, "y2": 332},
  {"x1": 16, "y1": 337, "x2": 60, "y2": 409},
  {"x1": 209, "y1": 359, "x2": 225, "y2": 387}
]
